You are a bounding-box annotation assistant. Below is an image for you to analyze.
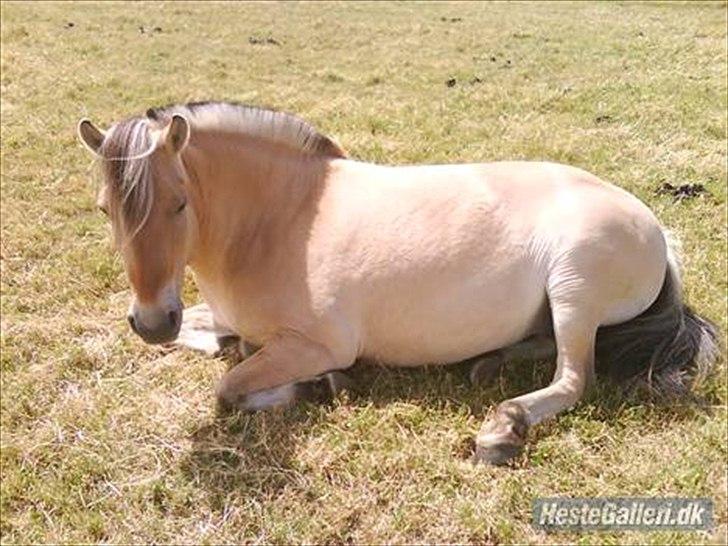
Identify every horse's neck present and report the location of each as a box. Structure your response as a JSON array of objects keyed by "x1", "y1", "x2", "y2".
[{"x1": 183, "y1": 131, "x2": 328, "y2": 275}]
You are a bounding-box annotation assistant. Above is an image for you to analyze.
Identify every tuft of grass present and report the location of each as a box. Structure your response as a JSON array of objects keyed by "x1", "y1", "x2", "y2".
[{"x1": 1, "y1": 1, "x2": 726, "y2": 544}]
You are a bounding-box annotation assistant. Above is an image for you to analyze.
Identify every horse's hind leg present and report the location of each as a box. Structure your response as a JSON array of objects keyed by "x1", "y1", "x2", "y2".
[
  {"x1": 469, "y1": 335, "x2": 556, "y2": 385},
  {"x1": 474, "y1": 300, "x2": 597, "y2": 465}
]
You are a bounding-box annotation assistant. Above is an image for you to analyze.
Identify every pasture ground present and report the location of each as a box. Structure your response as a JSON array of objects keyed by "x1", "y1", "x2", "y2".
[{"x1": 1, "y1": 1, "x2": 726, "y2": 544}]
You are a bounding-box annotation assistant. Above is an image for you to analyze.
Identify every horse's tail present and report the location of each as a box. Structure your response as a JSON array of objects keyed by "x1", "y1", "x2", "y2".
[{"x1": 595, "y1": 229, "x2": 720, "y2": 395}]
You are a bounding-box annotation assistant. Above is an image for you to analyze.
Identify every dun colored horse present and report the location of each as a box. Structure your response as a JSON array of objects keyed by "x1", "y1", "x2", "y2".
[{"x1": 78, "y1": 101, "x2": 718, "y2": 464}]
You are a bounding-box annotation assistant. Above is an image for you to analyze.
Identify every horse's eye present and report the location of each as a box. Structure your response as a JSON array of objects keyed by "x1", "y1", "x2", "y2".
[
  {"x1": 176, "y1": 200, "x2": 187, "y2": 214},
  {"x1": 98, "y1": 205, "x2": 109, "y2": 216}
]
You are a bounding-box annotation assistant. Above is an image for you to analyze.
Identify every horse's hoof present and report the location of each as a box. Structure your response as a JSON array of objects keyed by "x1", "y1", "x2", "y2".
[
  {"x1": 469, "y1": 353, "x2": 503, "y2": 386},
  {"x1": 324, "y1": 370, "x2": 353, "y2": 396},
  {"x1": 474, "y1": 440, "x2": 523, "y2": 465},
  {"x1": 295, "y1": 371, "x2": 353, "y2": 404},
  {"x1": 214, "y1": 335, "x2": 243, "y2": 361},
  {"x1": 473, "y1": 401, "x2": 529, "y2": 465}
]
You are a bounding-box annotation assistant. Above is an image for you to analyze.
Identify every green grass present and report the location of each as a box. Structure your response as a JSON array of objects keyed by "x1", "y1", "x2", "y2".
[{"x1": 1, "y1": 1, "x2": 726, "y2": 543}]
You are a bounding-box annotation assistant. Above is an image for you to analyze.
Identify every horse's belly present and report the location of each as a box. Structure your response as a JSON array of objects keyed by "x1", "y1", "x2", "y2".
[{"x1": 359, "y1": 266, "x2": 548, "y2": 365}]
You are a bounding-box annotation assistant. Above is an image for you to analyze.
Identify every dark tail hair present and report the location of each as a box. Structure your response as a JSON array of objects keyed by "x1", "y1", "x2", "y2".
[{"x1": 595, "y1": 231, "x2": 720, "y2": 395}]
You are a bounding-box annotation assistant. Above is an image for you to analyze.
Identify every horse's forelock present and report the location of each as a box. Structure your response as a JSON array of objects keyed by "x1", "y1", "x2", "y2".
[{"x1": 99, "y1": 117, "x2": 157, "y2": 241}]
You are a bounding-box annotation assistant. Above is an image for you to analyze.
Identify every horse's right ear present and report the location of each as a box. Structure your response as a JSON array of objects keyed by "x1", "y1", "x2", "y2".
[
  {"x1": 77, "y1": 119, "x2": 106, "y2": 155},
  {"x1": 164, "y1": 114, "x2": 190, "y2": 154}
]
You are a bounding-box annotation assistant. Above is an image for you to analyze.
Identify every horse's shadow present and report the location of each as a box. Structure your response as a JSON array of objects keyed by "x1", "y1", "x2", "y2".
[{"x1": 180, "y1": 355, "x2": 718, "y2": 502}]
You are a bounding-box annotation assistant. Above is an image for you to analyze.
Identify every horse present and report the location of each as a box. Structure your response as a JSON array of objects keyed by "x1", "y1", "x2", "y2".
[{"x1": 77, "y1": 101, "x2": 718, "y2": 465}]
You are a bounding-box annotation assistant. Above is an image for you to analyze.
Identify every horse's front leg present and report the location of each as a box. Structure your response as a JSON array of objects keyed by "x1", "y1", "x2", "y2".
[
  {"x1": 215, "y1": 329, "x2": 353, "y2": 412},
  {"x1": 173, "y1": 303, "x2": 261, "y2": 361},
  {"x1": 474, "y1": 302, "x2": 597, "y2": 465},
  {"x1": 173, "y1": 303, "x2": 238, "y2": 355}
]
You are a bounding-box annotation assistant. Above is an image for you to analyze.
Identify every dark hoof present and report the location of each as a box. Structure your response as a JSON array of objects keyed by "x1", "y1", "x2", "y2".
[
  {"x1": 474, "y1": 401, "x2": 529, "y2": 466},
  {"x1": 469, "y1": 352, "x2": 503, "y2": 385},
  {"x1": 325, "y1": 371, "x2": 354, "y2": 395},
  {"x1": 474, "y1": 441, "x2": 523, "y2": 465},
  {"x1": 214, "y1": 335, "x2": 243, "y2": 363},
  {"x1": 214, "y1": 339, "x2": 262, "y2": 369},
  {"x1": 296, "y1": 371, "x2": 353, "y2": 403}
]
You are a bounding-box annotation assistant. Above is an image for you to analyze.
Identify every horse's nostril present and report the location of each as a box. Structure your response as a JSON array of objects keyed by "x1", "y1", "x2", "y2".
[
  {"x1": 127, "y1": 314, "x2": 139, "y2": 334},
  {"x1": 168, "y1": 309, "x2": 180, "y2": 329}
]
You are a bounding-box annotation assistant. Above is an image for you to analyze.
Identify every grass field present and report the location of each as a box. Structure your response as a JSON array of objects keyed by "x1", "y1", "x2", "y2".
[{"x1": 1, "y1": 1, "x2": 726, "y2": 544}]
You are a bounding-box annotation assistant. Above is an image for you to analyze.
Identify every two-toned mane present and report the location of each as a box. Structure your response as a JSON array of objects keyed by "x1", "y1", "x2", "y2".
[
  {"x1": 146, "y1": 101, "x2": 347, "y2": 158},
  {"x1": 78, "y1": 102, "x2": 718, "y2": 465}
]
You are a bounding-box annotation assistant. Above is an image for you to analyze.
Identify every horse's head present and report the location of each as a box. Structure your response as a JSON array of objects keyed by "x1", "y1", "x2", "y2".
[{"x1": 78, "y1": 113, "x2": 194, "y2": 344}]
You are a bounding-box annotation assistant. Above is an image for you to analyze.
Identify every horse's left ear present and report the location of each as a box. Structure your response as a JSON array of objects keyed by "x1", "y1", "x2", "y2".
[{"x1": 164, "y1": 114, "x2": 190, "y2": 154}]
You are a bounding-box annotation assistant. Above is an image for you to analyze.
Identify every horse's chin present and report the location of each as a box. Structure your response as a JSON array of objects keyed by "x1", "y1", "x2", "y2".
[{"x1": 134, "y1": 325, "x2": 181, "y2": 345}]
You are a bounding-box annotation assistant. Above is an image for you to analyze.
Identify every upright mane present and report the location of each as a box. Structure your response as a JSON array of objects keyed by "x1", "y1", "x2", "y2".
[
  {"x1": 149, "y1": 101, "x2": 347, "y2": 158},
  {"x1": 99, "y1": 101, "x2": 346, "y2": 239}
]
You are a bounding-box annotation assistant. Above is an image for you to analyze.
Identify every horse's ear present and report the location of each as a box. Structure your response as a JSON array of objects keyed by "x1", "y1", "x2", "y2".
[
  {"x1": 77, "y1": 119, "x2": 106, "y2": 155},
  {"x1": 164, "y1": 114, "x2": 190, "y2": 154}
]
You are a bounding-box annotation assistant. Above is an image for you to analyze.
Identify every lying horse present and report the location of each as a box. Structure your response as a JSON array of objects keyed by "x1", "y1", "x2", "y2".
[{"x1": 78, "y1": 101, "x2": 718, "y2": 464}]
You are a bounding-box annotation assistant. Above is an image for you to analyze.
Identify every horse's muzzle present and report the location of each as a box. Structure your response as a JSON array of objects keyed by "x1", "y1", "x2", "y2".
[{"x1": 127, "y1": 301, "x2": 182, "y2": 344}]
